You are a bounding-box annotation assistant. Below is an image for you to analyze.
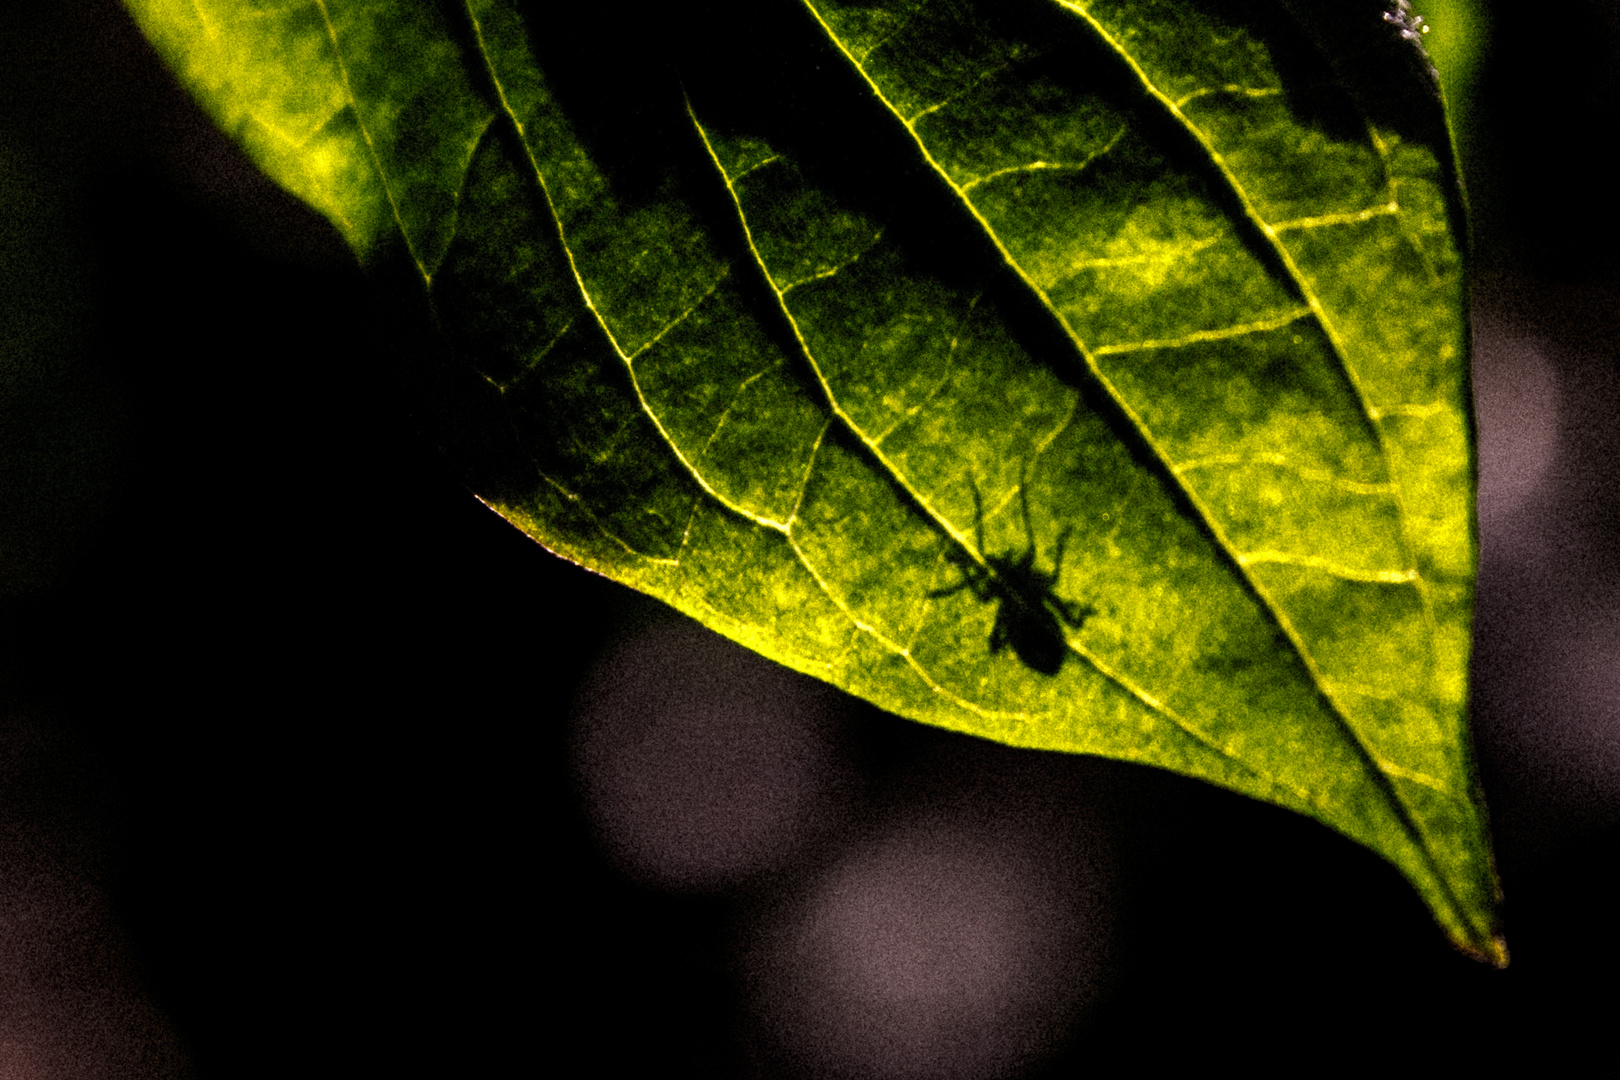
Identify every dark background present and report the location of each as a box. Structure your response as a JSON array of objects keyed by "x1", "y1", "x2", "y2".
[{"x1": 1, "y1": 0, "x2": 1616, "y2": 1075}]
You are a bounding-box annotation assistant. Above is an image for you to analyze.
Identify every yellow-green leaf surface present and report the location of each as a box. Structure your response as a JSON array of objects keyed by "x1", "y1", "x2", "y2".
[{"x1": 121, "y1": 0, "x2": 1502, "y2": 960}]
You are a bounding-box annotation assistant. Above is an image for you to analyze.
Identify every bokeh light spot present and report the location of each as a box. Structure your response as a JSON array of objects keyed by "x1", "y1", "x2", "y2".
[
  {"x1": 748, "y1": 810, "x2": 1108, "y2": 1079},
  {"x1": 570, "y1": 616, "x2": 854, "y2": 892},
  {"x1": 1472, "y1": 319, "x2": 1562, "y2": 529}
]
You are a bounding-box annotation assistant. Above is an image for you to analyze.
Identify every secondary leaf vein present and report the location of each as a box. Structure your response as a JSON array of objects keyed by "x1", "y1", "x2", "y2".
[{"x1": 1090, "y1": 306, "x2": 1311, "y2": 356}]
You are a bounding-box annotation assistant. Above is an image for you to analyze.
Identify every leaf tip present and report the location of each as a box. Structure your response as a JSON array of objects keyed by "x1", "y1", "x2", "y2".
[{"x1": 1456, "y1": 932, "x2": 1509, "y2": 969}]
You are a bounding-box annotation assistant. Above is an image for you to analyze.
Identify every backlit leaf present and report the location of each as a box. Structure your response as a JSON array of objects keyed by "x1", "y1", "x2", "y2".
[{"x1": 121, "y1": 0, "x2": 1502, "y2": 960}]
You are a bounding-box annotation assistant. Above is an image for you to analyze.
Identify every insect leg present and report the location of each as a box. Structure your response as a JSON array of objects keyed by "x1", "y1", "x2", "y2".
[
  {"x1": 1017, "y1": 466, "x2": 1037, "y2": 554},
  {"x1": 1051, "y1": 525, "x2": 1073, "y2": 576},
  {"x1": 966, "y1": 573, "x2": 998, "y2": 603},
  {"x1": 1055, "y1": 598, "x2": 1095, "y2": 628},
  {"x1": 969, "y1": 478, "x2": 986, "y2": 558}
]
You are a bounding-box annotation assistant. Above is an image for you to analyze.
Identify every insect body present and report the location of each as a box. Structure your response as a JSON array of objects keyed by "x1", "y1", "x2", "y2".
[{"x1": 930, "y1": 479, "x2": 1093, "y2": 676}]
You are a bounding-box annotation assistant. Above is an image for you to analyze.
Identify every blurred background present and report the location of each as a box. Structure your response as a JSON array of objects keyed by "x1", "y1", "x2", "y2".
[{"x1": 1, "y1": 0, "x2": 1615, "y2": 1075}]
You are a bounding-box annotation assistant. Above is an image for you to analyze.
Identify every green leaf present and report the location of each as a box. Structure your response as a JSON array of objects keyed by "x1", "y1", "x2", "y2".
[{"x1": 121, "y1": 0, "x2": 1502, "y2": 960}]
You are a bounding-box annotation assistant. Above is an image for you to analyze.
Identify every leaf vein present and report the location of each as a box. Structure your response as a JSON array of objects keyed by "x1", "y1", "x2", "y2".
[
  {"x1": 1090, "y1": 306, "x2": 1311, "y2": 356},
  {"x1": 1237, "y1": 550, "x2": 1417, "y2": 584},
  {"x1": 779, "y1": 233, "x2": 886, "y2": 294},
  {"x1": 1272, "y1": 202, "x2": 1400, "y2": 234},
  {"x1": 907, "y1": 53, "x2": 1023, "y2": 125},
  {"x1": 959, "y1": 123, "x2": 1126, "y2": 192},
  {"x1": 1173, "y1": 83, "x2": 1283, "y2": 108},
  {"x1": 869, "y1": 294, "x2": 973, "y2": 447},
  {"x1": 628, "y1": 269, "x2": 731, "y2": 361},
  {"x1": 1067, "y1": 639, "x2": 1328, "y2": 809},
  {"x1": 1370, "y1": 401, "x2": 1445, "y2": 420},
  {"x1": 1173, "y1": 453, "x2": 1395, "y2": 496},
  {"x1": 696, "y1": 368, "x2": 769, "y2": 464},
  {"x1": 500, "y1": 316, "x2": 579, "y2": 395},
  {"x1": 1371, "y1": 128, "x2": 1443, "y2": 286},
  {"x1": 1061, "y1": 232, "x2": 1222, "y2": 275},
  {"x1": 784, "y1": 421, "x2": 832, "y2": 533}
]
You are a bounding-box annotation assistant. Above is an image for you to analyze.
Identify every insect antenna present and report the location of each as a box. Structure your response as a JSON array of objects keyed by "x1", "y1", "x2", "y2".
[{"x1": 1017, "y1": 469, "x2": 1037, "y2": 555}]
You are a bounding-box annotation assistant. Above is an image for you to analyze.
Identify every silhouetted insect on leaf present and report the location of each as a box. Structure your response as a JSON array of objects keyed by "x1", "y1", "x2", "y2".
[{"x1": 930, "y1": 476, "x2": 1094, "y2": 676}]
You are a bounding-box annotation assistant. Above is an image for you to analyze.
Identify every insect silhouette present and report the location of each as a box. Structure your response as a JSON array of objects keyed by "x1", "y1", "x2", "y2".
[{"x1": 929, "y1": 478, "x2": 1094, "y2": 676}]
